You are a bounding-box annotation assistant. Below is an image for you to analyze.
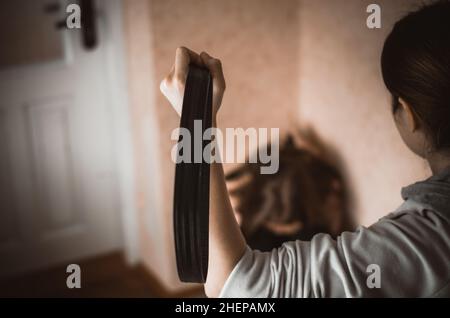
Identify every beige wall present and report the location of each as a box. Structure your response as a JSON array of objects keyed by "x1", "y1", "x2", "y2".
[
  {"x1": 124, "y1": 0, "x2": 433, "y2": 291},
  {"x1": 124, "y1": 0, "x2": 301, "y2": 290},
  {"x1": 296, "y1": 0, "x2": 430, "y2": 226},
  {"x1": 123, "y1": 0, "x2": 172, "y2": 287},
  {"x1": 151, "y1": 0, "x2": 301, "y2": 179}
]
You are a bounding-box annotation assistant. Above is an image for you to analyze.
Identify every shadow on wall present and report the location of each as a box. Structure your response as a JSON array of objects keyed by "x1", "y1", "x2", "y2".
[{"x1": 226, "y1": 126, "x2": 356, "y2": 252}]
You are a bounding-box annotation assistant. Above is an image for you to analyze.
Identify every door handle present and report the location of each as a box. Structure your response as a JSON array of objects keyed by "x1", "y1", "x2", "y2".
[
  {"x1": 47, "y1": 0, "x2": 98, "y2": 50},
  {"x1": 79, "y1": 0, "x2": 97, "y2": 50}
]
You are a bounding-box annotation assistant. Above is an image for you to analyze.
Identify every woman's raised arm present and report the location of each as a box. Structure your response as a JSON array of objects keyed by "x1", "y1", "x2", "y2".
[{"x1": 160, "y1": 47, "x2": 247, "y2": 297}]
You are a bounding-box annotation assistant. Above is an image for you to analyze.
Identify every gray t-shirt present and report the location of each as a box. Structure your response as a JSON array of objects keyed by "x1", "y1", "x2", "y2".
[{"x1": 219, "y1": 169, "x2": 450, "y2": 298}]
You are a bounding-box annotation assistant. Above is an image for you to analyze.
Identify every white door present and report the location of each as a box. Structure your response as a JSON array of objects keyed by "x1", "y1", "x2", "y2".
[{"x1": 0, "y1": 0, "x2": 123, "y2": 278}]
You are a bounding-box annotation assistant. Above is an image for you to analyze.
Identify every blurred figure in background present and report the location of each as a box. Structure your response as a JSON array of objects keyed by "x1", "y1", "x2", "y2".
[{"x1": 226, "y1": 131, "x2": 354, "y2": 252}]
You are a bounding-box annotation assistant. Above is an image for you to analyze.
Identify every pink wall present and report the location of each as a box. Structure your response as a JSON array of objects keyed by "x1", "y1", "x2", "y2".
[
  {"x1": 152, "y1": 0, "x2": 301, "y2": 289},
  {"x1": 151, "y1": 0, "x2": 301, "y2": 178},
  {"x1": 296, "y1": 0, "x2": 430, "y2": 226},
  {"x1": 124, "y1": 0, "x2": 433, "y2": 290},
  {"x1": 125, "y1": 0, "x2": 301, "y2": 290}
]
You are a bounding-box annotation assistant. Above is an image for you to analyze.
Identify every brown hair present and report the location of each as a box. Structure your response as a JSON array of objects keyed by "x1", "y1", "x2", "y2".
[{"x1": 382, "y1": 1, "x2": 450, "y2": 150}]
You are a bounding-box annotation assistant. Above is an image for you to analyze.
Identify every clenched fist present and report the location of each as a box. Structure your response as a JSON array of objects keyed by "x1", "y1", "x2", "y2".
[{"x1": 160, "y1": 47, "x2": 226, "y2": 119}]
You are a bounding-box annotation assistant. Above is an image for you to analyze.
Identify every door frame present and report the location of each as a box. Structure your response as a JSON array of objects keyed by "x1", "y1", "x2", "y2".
[{"x1": 101, "y1": 0, "x2": 139, "y2": 265}]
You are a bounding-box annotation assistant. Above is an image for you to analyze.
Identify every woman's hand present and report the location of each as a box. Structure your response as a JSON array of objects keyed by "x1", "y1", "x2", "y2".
[{"x1": 160, "y1": 47, "x2": 226, "y2": 119}]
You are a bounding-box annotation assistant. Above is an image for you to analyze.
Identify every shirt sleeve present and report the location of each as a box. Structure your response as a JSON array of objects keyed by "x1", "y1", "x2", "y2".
[{"x1": 219, "y1": 208, "x2": 450, "y2": 298}]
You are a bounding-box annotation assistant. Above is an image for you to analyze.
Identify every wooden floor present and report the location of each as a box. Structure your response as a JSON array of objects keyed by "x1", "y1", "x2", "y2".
[{"x1": 0, "y1": 252, "x2": 205, "y2": 298}]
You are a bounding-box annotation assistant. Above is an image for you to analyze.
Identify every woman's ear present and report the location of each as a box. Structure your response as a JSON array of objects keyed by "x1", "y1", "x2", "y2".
[{"x1": 399, "y1": 98, "x2": 419, "y2": 132}]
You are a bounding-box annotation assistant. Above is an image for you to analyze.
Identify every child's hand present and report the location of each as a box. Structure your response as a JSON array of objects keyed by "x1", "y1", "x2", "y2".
[{"x1": 160, "y1": 47, "x2": 226, "y2": 119}]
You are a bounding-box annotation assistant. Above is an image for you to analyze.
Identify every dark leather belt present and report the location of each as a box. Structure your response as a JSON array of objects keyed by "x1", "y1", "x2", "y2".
[{"x1": 173, "y1": 65, "x2": 212, "y2": 283}]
